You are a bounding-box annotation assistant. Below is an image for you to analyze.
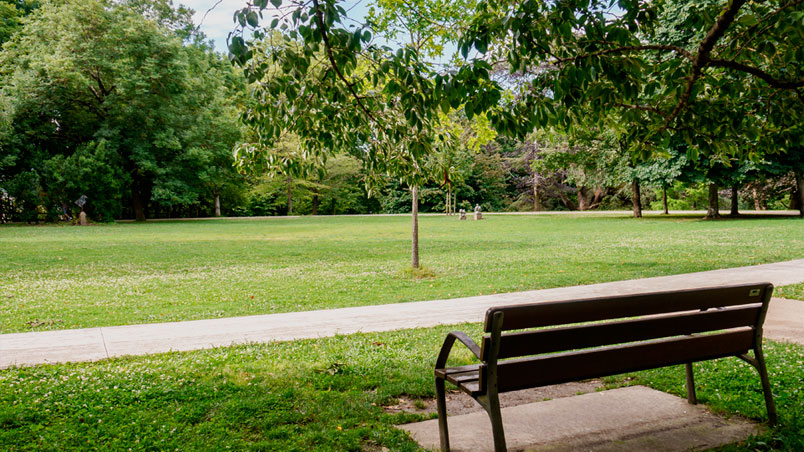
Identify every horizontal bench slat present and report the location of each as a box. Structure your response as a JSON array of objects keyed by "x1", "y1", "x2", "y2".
[
  {"x1": 485, "y1": 283, "x2": 771, "y2": 332},
  {"x1": 482, "y1": 304, "x2": 761, "y2": 360},
  {"x1": 487, "y1": 329, "x2": 754, "y2": 393}
]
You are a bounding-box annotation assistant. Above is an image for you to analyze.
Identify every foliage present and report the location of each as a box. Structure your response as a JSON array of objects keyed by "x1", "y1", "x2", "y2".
[
  {"x1": 43, "y1": 140, "x2": 127, "y2": 222},
  {"x1": 0, "y1": 0, "x2": 245, "y2": 221},
  {"x1": 461, "y1": 0, "x2": 804, "y2": 161},
  {"x1": 0, "y1": 0, "x2": 37, "y2": 46}
]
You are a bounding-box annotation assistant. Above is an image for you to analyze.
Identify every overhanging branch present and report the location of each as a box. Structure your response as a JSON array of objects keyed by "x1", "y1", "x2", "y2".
[
  {"x1": 708, "y1": 59, "x2": 804, "y2": 89},
  {"x1": 660, "y1": 0, "x2": 748, "y2": 132},
  {"x1": 311, "y1": 0, "x2": 378, "y2": 123}
]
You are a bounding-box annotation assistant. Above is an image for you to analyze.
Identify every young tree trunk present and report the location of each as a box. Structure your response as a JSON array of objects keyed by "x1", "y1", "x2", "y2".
[
  {"x1": 214, "y1": 192, "x2": 221, "y2": 217},
  {"x1": 752, "y1": 186, "x2": 762, "y2": 210},
  {"x1": 662, "y1": 187, "x2": 669, "y2": 215},
  {"x1": 730, "y1": 185, "x2": 739, "y2": 216},
  {"x1": 411, "y1": 186, "x2": 419, "y2": 269},
  {"x1": 286, "y1": 176, "x2": 293, "y2": 216},
  {"x1": 446, "y1": 183, "x2": 451, "y2": 215},
  {"x1": 311, "y1": 194, "x2": 319, "y2": 216},
  {"x1": 631, "y1": 180, "x2": 642, "y2": 218},
  {"x1": 706, "y1": 183, "x2": 720, "y2": 219},
  {"x1": 796, "y1": 171, "x2": 804, "y2": 217}
]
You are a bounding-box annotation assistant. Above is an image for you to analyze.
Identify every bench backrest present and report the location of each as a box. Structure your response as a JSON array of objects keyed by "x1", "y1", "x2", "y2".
[{"x1": 479, "y1": 283, "x2": 773, "y2": 393}]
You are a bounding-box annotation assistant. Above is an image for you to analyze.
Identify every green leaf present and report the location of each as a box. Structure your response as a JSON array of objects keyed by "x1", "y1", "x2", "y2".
[
  {"x1": 246, "y1": 11, "x2": 259, "y2": 27},
  {"x1": 270, "y1": 0, "x2": 282, "y2": 8}
]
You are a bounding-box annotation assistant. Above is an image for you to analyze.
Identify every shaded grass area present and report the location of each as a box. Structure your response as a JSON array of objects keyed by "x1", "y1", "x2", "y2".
[
  {"x1": 2, "y1": 214, "x2": 804, "y2": 333},
  {"x1": 1, "y1": 324, "x2": 802, "y2": 452}
]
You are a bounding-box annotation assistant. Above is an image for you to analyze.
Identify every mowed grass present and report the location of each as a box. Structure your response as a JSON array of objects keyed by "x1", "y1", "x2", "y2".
[
  {"x1": 777, "y1": 283, "x2": 804, "y2": 301},
  {"x1": 2, "y1": 213, "x2": 804, "y2": 333},
  {"x1": 1, "y1": 324, "x2": 802, "y2": 451}
]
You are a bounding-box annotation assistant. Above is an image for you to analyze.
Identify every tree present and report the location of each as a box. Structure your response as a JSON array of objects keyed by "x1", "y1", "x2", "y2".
[
  {"x1": 0, "y1": 0, "x2": 244, "y2": 221},
  {"x1": 229, "y1": 0, "x2": 485, "y2": 268},
  {"x1": 532, "y1": 127, "x2": 629, "y2": 212},
  {"x1": 630, "y1": 145, "x2": 688, "y2": 215},
  {"x1": 460, "y1": 1, "x2": 804, "y2": 161}
]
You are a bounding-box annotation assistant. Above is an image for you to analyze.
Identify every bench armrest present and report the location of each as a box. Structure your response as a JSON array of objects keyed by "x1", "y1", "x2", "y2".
[{"x1": 435, "y1": 331, "x2": 482, "y2": 369}]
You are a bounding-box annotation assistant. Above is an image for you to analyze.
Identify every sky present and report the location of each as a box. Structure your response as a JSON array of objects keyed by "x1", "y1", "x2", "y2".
[{"x1": 181, "y1": 0, "x2": 373, "y2": 53}]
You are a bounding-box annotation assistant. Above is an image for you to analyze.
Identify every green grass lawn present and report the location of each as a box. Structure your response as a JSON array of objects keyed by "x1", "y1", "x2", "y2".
[
  {"x1": 2, "y1": 213, "x2": 804, "y2": 333},
  {"x1": 776, "y1": 283, "x2": 804, "y2": 301},
  {"x1": 2, "y1": 324, "x2": 802, "y2": 451}
]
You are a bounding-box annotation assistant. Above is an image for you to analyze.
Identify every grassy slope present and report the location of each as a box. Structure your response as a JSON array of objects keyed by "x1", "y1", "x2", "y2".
[
  {"x1": 1, "y1": 324, "x2": 801, "y2": 451},
  {"x1": 2, "y1": 214, "x2": 803, "y2": 333}
]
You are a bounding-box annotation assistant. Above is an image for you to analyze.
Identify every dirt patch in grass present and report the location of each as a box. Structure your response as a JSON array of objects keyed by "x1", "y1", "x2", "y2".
[{"x1": 384, "y1": 380, "x2": 604, "y2": 417}]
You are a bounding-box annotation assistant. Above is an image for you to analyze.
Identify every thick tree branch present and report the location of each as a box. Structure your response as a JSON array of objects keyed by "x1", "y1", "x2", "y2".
[
  {"x1": 311, "y1": 0, "x2": 378, "y2": 123},
  {"x1": 660, "y1": 0, "x2": 748, "y2": 132},
  {"x1": 708, "y1": 59, "x2": 804, "y2": 89},
  {"x1": 555, "y1": 44, "x2": 694, "y2": 64}
]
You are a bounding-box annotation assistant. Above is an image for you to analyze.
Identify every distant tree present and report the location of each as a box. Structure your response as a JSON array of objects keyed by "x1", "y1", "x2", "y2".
[
  {"x1": 633, "y1": 148, "x2": 688, "y2": 215},
  {"x1": 0, "y1": 0, "x2": 244, "y2": 221}
]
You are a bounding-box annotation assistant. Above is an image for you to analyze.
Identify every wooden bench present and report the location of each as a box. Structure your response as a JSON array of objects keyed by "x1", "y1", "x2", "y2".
[{"x1": 434, "y1": 283, "x2": 778, "y2": 452}]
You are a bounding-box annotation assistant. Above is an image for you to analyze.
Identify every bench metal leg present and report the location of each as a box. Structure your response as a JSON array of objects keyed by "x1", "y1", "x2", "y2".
[
  {"x1": 685, "y1": 363, "x2": 697, "y2": 404},
  {"x1": 484, "y1": 392, "x2": 507, "y2": 452},
  {"x1": 754, "y1": 346, "x2": 778, "y2": 426},
  {"x1": 435, "y1": 377, "x2": 450, "y2": 451}
]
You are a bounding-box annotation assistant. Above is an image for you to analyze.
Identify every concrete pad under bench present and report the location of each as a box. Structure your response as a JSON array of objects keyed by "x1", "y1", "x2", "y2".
[{"x1": 401, "y1": 386, "x2": 760, "y2": 452}]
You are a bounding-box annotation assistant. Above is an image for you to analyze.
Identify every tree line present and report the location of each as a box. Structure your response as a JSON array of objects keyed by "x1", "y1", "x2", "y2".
[{"x1": 1, "y1": 0, "x2": 802, "y2": 225}]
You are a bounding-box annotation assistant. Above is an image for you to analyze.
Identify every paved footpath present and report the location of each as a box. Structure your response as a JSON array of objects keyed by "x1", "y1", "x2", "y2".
[{"x1": 2, "y1": 259, "x2": 804, "y2": 369}]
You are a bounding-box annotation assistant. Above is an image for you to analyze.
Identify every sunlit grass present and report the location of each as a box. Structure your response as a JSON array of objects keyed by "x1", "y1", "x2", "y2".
[
  {"x1": 776, "y1": 283, "x2": 804, "y2": 301},
  {"x1": 2, "y1": 214, "x2": 803, "y2": 332}
]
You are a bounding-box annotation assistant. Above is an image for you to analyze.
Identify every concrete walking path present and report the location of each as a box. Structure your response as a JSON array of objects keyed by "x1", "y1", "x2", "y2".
[{"x1": 2, "y1": 259, "x2": 804, "y2": 369}]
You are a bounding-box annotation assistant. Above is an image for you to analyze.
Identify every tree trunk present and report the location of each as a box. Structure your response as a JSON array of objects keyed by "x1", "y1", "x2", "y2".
[
  {"x1": 796, "y1": 171, "x2": 804, "y2": 217},
  {"x1": 533, "y1": 173, "x2": 542, "y2": 211},
  {"x1": 132, "y1": 191, "x2": 146, "y2": 222},
  {"x1": 286, "y1": 176, "x2": 293, "y2": 216},
  {"x1": 706, "y1": 183, "x2": 720, "y2": 219},
  {"x1": 214, "y1": 193, "x2": 221, "y2": 217},
  {"x1": 631, "y1": 180, "x2": 642, "y2": 218},
  {"x1": 577, "y1": 187, "x2": 589, "y2": 211},
  {"x1": 730, "y1": 185, "x2": 739, "y2": 216},
  {"x1": 411, "y1": 186, "x2": 419, "y2": 269},
  {"x1": 446, "y1": 183, "x2": 451, "y2": 215},
  {"x1": 662, "y1": 187, "x2": 669, "y2": 215},
  {"x1": 312, "y1": 194, "x2": 319, "y2": 216},
  {"x1": 752, "y1": 186, "x2": 762, "y2": 210}
]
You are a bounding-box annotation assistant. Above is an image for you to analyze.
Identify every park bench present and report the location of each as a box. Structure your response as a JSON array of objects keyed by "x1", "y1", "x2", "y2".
[{"x1": 434, "y1": 282, "x2": 778, "y2": 452}]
